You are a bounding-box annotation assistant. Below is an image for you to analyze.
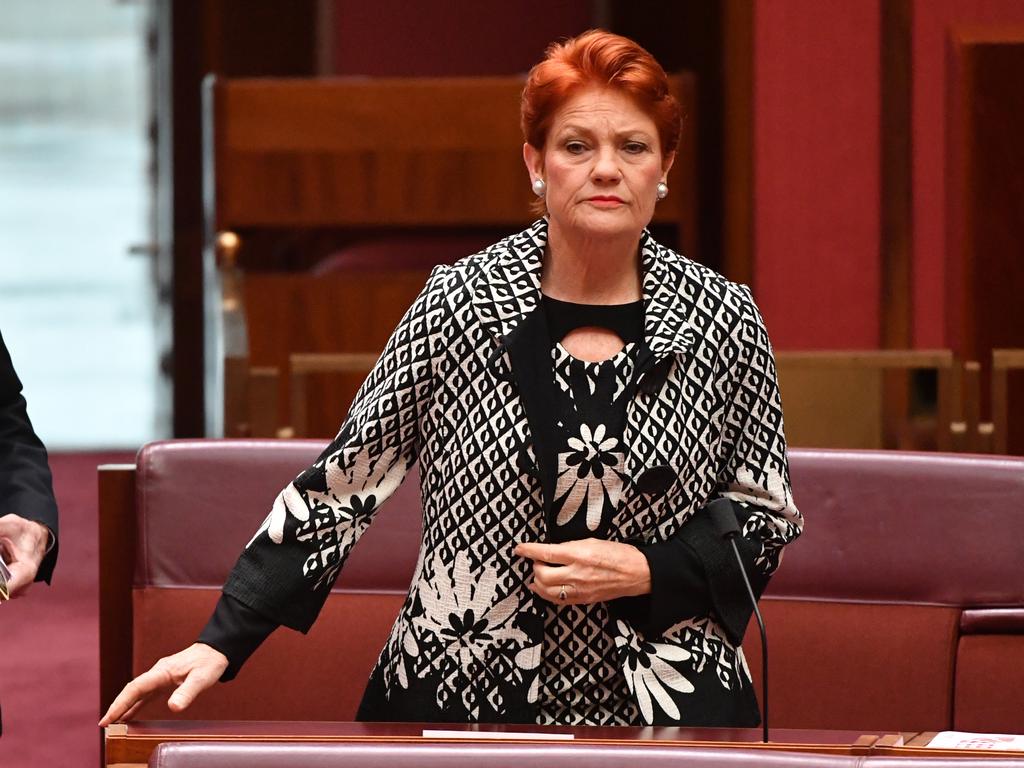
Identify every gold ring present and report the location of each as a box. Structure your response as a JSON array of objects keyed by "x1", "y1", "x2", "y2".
[{"x1": 558, "y1": 585, "x2": 567, "y2": 601}]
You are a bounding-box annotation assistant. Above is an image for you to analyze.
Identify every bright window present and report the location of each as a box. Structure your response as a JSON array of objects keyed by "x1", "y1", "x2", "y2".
[{"x1": 0, "y1": 0, "x2": 164, "y2": 449}]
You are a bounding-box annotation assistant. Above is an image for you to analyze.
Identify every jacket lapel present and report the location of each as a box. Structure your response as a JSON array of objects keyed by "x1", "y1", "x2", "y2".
[
  {"x1": 471, "y1": 220, "x2": 553, "y2": 513},
  {"x1": 471, "y1": 220, "x2": 703, "y2": 518},
  {"x1": 502, "y1": 306, "x2": 559, "y2": 516},
  {"x1": 623, "y1": 233, "x2": 701, "y2": 490},
  {"x1": 637, "y1": 230, "x2": 699, "y2": 369}
]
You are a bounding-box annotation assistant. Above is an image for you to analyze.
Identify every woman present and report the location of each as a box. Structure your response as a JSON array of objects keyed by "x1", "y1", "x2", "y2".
[{"x1": 101, "y1": 30, "x2": 801, "y2": 728}]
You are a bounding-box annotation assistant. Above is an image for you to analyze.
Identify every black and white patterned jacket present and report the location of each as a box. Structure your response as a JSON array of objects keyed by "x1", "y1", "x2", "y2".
[{"x1": 224, "y1": 217, "x2": 802, "y2": 726}]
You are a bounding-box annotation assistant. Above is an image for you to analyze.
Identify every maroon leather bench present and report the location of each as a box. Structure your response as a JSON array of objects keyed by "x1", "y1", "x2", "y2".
[
  {"x1": 101, "y1": 439, "x2": 421, "y2": 722},
  {"x1": 99, "y1": 443, "x2": 1024, "y2": 731},
  {"x1": 147, "y1": 740, "x2": 1024, "y2": 768},
  {"x1": 745, "y1": 449, "x2": 1024, "y2": 733},
  {"x1": 147, "y1": 741, "x2": 862, "y2": 768}
]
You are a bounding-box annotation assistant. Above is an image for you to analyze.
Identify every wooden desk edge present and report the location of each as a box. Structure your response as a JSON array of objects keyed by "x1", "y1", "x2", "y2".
[
  {"x1": 104, "y1": 727, "x2": 879, "y2": 766},
  {"x1": 874, "y1": 732, "x2": 1024, "y2": 759}
]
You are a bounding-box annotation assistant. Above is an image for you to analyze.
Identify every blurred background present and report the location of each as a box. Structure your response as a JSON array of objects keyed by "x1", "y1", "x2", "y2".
[
  {"x1": 0, "y1": 0, "x2": 157, "y2": 448},
  {"x1": 1, "y1": 1, "x2": 1023, "y2": 764},
  {"x1": 3, "y1": 0, "x2": 1023, "y2": 455}
]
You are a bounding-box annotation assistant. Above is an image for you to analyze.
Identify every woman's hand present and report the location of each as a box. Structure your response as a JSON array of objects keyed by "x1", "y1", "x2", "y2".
[
  {"x1": 514, "y1": 538, "x2": 651, "y2": 605},
  {"x1": 98, "y1": 643, "x2": 229, "y2": 726}
]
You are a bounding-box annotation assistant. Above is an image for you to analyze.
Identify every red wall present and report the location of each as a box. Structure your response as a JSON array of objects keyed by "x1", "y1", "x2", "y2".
[
  {"x1": 331, "y1": 0, "x2": 591, "y2": 76},
  {"x1": 328, "y1": 1, "x2": 1024, "y2": 353},
  {"x1": 752, "y1": 0, "x2": 881, "y2": 350},
  {"x1": 911, "y1": 0, "x2": 1024, "y2": 348}
]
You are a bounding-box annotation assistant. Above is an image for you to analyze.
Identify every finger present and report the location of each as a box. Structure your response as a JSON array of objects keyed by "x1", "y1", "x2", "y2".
[
  {"x1": 526, "y1": 580, "x2": 557, "y2": 605},
  {"x1": 6, "y1": 563, "x2": 35, "y2": 598},
  {"x1": 100, "y1": 683, "x2": 146, "y2": 726},
  {"x1": 528, "y1": 574, "x2": 578, "y2": 605},
  {"x1": 515, "y1": 541, "x2": 574, "y2": 565},
  {"x1": 167, "y1": 666, "x2": 216, "y2": 712},
  {"x1": 100, "y1": 689, "x2": 146, "y2": 726},
  {"x1": 120, "y1": 699, "x2": 146, "y2": 722},
  {"x1": 532, "y1": 561, "x2": 571, "y2": 587},
  {"x1": 100, "y1": 665, "x2": 175, "y2": 725},
  {"x1": 0, "y1": 536, "x2": 17, "y2": 563},
  {"x1": 550, "y1": 581, "x2": 577, "y2": 604}
]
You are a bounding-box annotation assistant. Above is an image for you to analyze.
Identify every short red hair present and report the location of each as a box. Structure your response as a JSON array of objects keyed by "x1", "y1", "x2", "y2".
[{"x1": 521, "y1": 29, "x2": 682, "y2": 158}]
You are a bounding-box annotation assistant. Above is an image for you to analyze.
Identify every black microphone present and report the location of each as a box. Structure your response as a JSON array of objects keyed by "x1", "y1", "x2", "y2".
[{"x1": 706, "y1": 498, "x2": 769, "y2": 744}]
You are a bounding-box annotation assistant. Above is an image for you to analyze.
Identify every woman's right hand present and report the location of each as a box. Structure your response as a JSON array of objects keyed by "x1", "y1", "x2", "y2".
[{"x1": 98, "y1": 643, "x2": 229, "y2": 726}]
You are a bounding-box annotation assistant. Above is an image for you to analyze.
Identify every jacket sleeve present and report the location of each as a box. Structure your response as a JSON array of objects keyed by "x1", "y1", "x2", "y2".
[
  {"x1": 0, "y1": 329, "x2": 59, "y2": 583},
  {"x1": 221, "y1": 265, "x2": 448, "y2": 632},
  {"x1": 617, "y1": 285, "x2": 802, "y2": 643}
]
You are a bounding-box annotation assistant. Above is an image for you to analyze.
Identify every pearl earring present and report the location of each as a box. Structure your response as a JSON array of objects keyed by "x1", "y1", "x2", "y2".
[
  {"x1": 532, "y1": 178, "x2": 546, "y2": 197},
  {"x1": 656, "y1": 182, "x2": 669, "y2": 200}
]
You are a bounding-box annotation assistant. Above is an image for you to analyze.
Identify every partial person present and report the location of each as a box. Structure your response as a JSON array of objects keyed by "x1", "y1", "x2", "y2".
[
  {"x1": 102, "y1": 30, "x2": 801, "y2": 727},
  {"x1": 0, "y1": 328, "x2": 60, "y2": 734}
]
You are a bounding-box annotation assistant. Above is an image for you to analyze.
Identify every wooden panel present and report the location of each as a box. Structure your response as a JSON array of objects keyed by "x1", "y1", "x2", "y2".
[
  {"x1": 945, "y1": 29, "x2": 1024, "y2": 453},
  {"x1": 98, "y1": 464, "x2": 138, "y2": 726},
  {"x1": 161, "y1": 2, "x2": 319, "y2": 438},
  {"x1": 775, "y1": 351, "x2": 956, "y2": 450},
  {"x1": 992, "y1": 349, "x2": 1024, "y2": 455},
  {"x1": 778, "y1": 366, "x2": 883, "y2": 449},
  {"x1": 206, "y1": 74, "x2": 698, "y2": 435},
  {"x1": 206, "y1": 75, "x2": 696, "y2": 240},
  {"x1": 880, "y1": 0, "x2": 913, "y2": 349},
  {"x1": 243, "y1": 271, "x2": 427, "y2": 436}
]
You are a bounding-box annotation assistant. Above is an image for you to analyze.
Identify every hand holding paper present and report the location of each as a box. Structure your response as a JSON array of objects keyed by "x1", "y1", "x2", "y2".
[
  {"x1": 0, "y1": 552, "x2": 11, "y2": 601},
  {"x1": 0, "y1": 513, "x2": 50, "y2": 600}
]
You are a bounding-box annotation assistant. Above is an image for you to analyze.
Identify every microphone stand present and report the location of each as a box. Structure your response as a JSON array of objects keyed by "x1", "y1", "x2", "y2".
[
  {"x1": 728, "y1": 538, "x2": 769, "y2": 744},
  {"x1": 707, "y1": 499, "x2": 769, "y2": 744}
]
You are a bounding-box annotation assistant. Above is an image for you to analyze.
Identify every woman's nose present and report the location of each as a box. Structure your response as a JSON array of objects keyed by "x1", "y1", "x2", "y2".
[{"x1": 591, "y1": 147, "x2": 622, "y2": 182}]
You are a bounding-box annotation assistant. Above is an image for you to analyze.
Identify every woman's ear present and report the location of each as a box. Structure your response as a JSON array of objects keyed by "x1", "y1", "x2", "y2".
[
  {"x1": 661, "y1": 151, "x2": 676, "y2": 178},
  {"x1": 523, "y1": 142, "x2": 544, "y2": 184}
]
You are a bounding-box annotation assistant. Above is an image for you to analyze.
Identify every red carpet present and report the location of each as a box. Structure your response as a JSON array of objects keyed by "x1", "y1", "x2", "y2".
[{"x1": 0, "y1": 451, "x2": 134, "y2": 768}]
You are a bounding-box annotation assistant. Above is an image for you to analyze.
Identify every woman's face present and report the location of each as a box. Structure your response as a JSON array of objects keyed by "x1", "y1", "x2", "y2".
[{"x1": 524, "y1": 86, "x2": 673, "y2": 243}]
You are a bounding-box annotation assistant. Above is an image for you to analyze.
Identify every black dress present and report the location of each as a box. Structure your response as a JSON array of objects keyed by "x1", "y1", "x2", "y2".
[
  {"x1": 200, "y1": 295, "x2": 761, "y2": 726},
  {"x1": 536, "y1": 295, "x2": 643, "y2": 724}
]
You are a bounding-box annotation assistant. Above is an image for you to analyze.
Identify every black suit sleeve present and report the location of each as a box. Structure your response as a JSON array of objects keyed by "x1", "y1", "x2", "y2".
[
  {"x1": 610, "y1": 501, "x2": 768, "y2": 645},
  {"x1": 0, "y1": 329, "x2": 59, "y2": 583},
  {"x1": 198, "y1": 593, "x2": 279, "y2": 681}
]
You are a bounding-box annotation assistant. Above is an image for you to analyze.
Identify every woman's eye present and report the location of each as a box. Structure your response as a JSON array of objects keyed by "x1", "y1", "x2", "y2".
[
  {"x1": 624, "y1": 141, "x2": 648, "y2": 154},
  {"x1": 565, "y1": 141, "x2": 587, "y2": 154}
]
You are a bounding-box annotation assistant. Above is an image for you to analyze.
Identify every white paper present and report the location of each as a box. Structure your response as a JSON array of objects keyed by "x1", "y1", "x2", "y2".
[
  {"x1": 928, "y1": 731, "x2": 1024, "y2": 750},
  {"x1": 422, "y1": 729, "x2": 574, "y2": 741},
  {"x1": 0, "y1": 554, "x2": 11, "y2": 601}
]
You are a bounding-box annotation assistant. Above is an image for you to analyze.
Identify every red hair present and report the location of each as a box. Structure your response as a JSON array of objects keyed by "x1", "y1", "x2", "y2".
[{"x1": 521, "y1": 29, "x2": 682, "y2": 158}]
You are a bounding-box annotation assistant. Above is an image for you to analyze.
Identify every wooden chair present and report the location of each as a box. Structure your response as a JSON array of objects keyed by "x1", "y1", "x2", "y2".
[
  {"x1": 950, "y1": 360, "x2": 991, "y2": 453},
  {"x1": 285, "y1": 352, "x2": 378, "y2": 438},
  {"x1": 774, "y1": 350, "x2": 961, "y2": 451},
  {"x1": 989, "y1": 349, "x2": 1024, "y2": 455},
  {"x1": 201, "y1": 74, "x2": 697, "y2": 438}
]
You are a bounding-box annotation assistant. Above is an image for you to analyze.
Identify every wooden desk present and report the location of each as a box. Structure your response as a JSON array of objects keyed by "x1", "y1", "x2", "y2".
[
  {"x1": 874, "y1": 731, "x2": 1024, "y2": 760},
  {"x1": 104, "y1": 721, "x2": 879, "y2": 767}
]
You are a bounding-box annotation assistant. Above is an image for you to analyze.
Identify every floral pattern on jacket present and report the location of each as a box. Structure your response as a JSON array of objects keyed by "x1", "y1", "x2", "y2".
[{"x1": 223, "y1": 217, "x2": 803, "y2": 725}]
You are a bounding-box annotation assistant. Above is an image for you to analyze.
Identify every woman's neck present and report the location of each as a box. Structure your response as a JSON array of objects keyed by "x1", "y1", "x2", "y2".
[{"x1": 541, "y1": 220, "x2": 643, "y2": 305}]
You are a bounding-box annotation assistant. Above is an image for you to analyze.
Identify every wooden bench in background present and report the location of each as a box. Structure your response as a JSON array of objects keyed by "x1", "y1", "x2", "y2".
[
  {"x1": 201, "y1": 75, "x2": 697, "y2": 439},
  {"x1": 774, "y1": 350, "x2": 961, "y2": 452}
]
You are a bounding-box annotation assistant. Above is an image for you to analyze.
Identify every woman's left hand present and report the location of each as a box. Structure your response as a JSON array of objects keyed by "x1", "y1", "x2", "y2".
[{"x1": 514, "y1": 538, "x2": 651, "y2": 605}]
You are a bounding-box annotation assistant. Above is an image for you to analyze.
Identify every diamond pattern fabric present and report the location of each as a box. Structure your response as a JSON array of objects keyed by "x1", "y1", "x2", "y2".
[{"x1": 222, "y1": 218, "x2": 802, "y2": 726}]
